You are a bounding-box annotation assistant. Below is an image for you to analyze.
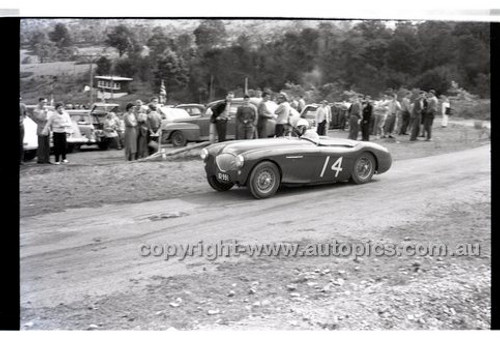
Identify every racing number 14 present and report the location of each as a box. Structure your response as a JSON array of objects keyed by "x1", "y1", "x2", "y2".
[{"x1": 320, "y1": 156, "x2": 343, "y2": 178}]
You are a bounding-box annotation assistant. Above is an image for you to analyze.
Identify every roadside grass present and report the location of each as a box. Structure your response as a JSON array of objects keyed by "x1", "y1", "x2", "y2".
[{"x1": 19, "y1": 119, "x2": 490, "y2": 218}]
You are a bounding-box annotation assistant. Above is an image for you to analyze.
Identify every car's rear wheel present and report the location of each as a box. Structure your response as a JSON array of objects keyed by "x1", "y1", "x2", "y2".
[
  {"x1": 207, "y1": 175, "x2": 234, "y2": 191},
  {"x1": 351, "y1": 152, "x2": 375, "y2": 184},
  {"x1": 171, "y1": 131, "x2": 187, "y2": 147},
  {"x1": 248, "y1": 161, "x2": 281, "y2": 199}
]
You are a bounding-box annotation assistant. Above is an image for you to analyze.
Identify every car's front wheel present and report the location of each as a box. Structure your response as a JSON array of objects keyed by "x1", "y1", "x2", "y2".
[
  {"x1": 171, "y1": 131, "x2": 187, "y2": 147},
  {"x1": 207, "y1": 175, "x2": 234, "y2": 192},
  {"x1": 351, "y1": 152, "x2": 375, "y2": 184},
  {"x1": 248, "y1": 161, "x2": 281, "y2": 199}
]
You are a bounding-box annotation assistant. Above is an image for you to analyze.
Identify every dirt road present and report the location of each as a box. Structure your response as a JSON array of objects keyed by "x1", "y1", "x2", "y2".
[{"x1": 20, "y1": 144, "x2": 490, "y2": 329}]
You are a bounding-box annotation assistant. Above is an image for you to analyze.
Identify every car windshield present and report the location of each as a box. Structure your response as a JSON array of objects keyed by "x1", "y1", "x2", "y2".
[
  {"x1": 70, "y1": 114, "x2": 91, "y2": 124},
  {"x1": 187, "y1": 108, "x2": 202, "y2": 116},
  {"x1": 302, "y1": 107, "x2": 318, "y2": 119},
  {"x1": 299, "y1": 130, "x2": 320, "y2": 145}
]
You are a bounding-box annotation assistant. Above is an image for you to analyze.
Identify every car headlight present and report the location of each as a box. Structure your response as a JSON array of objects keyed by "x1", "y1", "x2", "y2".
[
  {"x1": 200, "y1": 148, "x2": 209, "y2": 160},
  {"x1": 235, "y1": 154, "x2": 244, "y2": 168}
]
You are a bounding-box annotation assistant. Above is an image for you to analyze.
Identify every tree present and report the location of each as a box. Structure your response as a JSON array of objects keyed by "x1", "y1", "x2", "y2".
[
  {"x1": 29, "y1": 31, "x2": 56, "y2": 63},
  {"x1": 175, "y1": 33, "x2": 196, "y2": 61},
  {"x1": 114, "y1": 58, "x2": 137, "y2": 78},
  {"x1": 105, "y1": 25, "x2": 138, "y2": 57},
  {"x1": 48, "y1": 23, "x2": 73, "y2": 49},
  {"x1": 153, "y1": 49, "x2": 189, "y2": 95},
  {"x1": 193, "y1": 20, "x2": 227, "y2": 52},
  {"x1": 96, "y1": 56, "x2": 112, "y2": 76},
  {"x1": 147, "y1": 26, "x2": 175, "y2": 58}
]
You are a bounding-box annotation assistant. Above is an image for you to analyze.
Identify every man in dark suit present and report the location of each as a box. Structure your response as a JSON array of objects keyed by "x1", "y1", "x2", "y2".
[
  {"x1": 410, "y1": 91, "x2": 426, "y2": 141},
  {"x1": 347, "y1": 95, "x2": 362, "y2": 140},
  {"x1": 361, "y1": 96, "x2": 373, "y2": 141},
  {"x1": 210, "y1": 92, "x2": 234, "y2": 142}
]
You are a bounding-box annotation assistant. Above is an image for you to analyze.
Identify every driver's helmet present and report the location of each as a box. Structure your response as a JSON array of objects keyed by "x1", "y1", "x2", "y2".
[
  {"x1": 295, "y1": 118, "x2": 310, "y2": 136},
  {"x1": 301, "y1": 129, "x2": 320, "y2": 145}
]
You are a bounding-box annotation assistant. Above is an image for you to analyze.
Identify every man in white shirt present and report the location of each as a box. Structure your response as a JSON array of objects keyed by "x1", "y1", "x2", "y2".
[
  {"x1": 274, "y1": 93, "x2": 291, "y2": 137},
  {"x1": 30, "y1": 97, "x2": 51, "y2": 164},
  {"x1": 315, "y1": 100, "x2": 330, "y2": 136},
  {"x1": 257, "y1": 92, "x2": 275, "y2": 139},
  {"x1": 383, "y1": 94, "x2": 401, "y2": 139}
]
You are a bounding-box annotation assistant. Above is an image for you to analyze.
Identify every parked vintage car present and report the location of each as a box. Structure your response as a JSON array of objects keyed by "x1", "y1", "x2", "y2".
[
  {"x1": 66, "y1": 110, "x2": 97, "y2": 151},
  {"x1": 300, "y1": 103, "x2": 350, "y2": 130},
  {"x1": 174, "y1": 103, "x2": 206, "y2": 117},
  {"x1": 23, "y1": 107, "x2": 90, "y2": 159},
  {"x1": 201, "y1": 134, "x2": 392, "y2": 199},
  {"x1": 162, "y1": 98, "x2": 300, "y2": 147},
  {"x1": 87, "y1": 103, "x2": 120, "y2": 150},
  {"x1": 22, "y1": 116, "x2": 39, "y2": 161}
]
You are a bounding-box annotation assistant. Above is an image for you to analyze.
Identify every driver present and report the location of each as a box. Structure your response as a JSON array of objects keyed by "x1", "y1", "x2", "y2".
[{"x1": 294, "y1": 118, "x2": 320, "y2": 144}]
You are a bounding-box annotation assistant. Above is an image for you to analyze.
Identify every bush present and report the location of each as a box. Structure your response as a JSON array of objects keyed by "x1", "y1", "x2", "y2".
[
  {"x1": 20, "y1": 71, "x2": 34, "y2": 78},
  {"x1": 413, "y1": 66, "x2": 456, "y2": 95},
  {"x1": 22, "y1": 56, "x2": 33, "y2": 64},
  {"x1": 450, "y1": 99, "x2": 490, "y2": 121}
]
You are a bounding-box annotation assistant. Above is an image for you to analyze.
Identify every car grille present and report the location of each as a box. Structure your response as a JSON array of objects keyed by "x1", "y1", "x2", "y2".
[{"x1": 216, "y1": 154, "x2": 237, "y2": 172}]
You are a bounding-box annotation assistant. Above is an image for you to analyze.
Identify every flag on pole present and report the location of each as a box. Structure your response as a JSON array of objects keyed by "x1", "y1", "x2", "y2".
[{"x1": 160, "y1": 79, "x2": 167, "y2": 104}]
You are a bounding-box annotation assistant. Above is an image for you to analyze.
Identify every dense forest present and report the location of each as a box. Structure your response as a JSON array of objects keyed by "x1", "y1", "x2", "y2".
[{"x1": 21, "y1": 19, "x2": 490, "y2": 103}]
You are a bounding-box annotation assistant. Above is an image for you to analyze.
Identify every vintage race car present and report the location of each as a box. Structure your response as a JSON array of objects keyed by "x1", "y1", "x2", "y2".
[{"x1": 201, "y1": 134, "x2": 392, "y2": 199}]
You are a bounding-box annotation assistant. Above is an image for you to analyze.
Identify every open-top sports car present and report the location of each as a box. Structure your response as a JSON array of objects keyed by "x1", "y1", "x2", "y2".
[{"x1": 201, "y1": 134, "x2": 392, "y2": 199}]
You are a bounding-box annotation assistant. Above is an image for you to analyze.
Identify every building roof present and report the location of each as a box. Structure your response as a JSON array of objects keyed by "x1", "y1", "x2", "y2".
[{"x1": 95, "y1": 76, "x2": 133, "y2": 81}]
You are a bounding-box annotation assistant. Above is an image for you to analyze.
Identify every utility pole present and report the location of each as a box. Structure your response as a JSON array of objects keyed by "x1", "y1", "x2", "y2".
[
  {"x1": 89, "y1": 57, "x2": 94, "y2": 106},
  {"x1": 209, "y1": 74, "x2": 214, "y2": 102}
]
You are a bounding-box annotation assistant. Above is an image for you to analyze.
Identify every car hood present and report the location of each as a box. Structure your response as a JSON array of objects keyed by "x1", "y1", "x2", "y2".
[{"x1": 215, "y1": 137, "x2": 316, "y2": 156}]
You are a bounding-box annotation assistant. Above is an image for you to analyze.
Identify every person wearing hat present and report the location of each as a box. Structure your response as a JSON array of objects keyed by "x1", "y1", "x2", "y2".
[
  {"x1": 274, "y1": 92, "x2": 291, "y2": 137},
  {"x1": 42, "y1": 102, "x2": 73, "y2": 164},
  {"x1": 146, "y1": 102, "x2": 163, "y2": 154}
]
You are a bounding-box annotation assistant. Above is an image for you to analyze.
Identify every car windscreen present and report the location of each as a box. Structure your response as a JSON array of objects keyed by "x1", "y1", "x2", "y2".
[
  {"x1": 70, "y1": 114, "x2": 92, "y2": 125},
  {"x1": 303, "y1": 107, "x2": 318, "y2": 119},
  {"x1": 187, "y1": 107, "x2": 203, "y2": 116}
]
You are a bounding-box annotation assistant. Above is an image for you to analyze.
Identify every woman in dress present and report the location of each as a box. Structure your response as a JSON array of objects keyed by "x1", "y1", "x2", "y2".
[
  {"x1": 42, "y1": 102, "x2": 73, "y2": 164},
  {"x1": 135, "y1": 101, "x2": 149, "y2": 158},
  {"x1": 441, "y1": 95, "x2": 451, "y2": 128},
  {"x1": 123, "y1": 103, "x2": 138, "y2": 161}
]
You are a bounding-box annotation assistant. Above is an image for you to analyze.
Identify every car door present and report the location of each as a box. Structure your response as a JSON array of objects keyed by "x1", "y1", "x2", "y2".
[
  {"x1": 313, "y1": 146, "x2": 353, "y2": 183},
  {"x1": 280, "y1": 144, "x2": 322, "y2": 183},
  {"x1": 174, "y1": 108, "x2": 211, "y2": 140}
]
